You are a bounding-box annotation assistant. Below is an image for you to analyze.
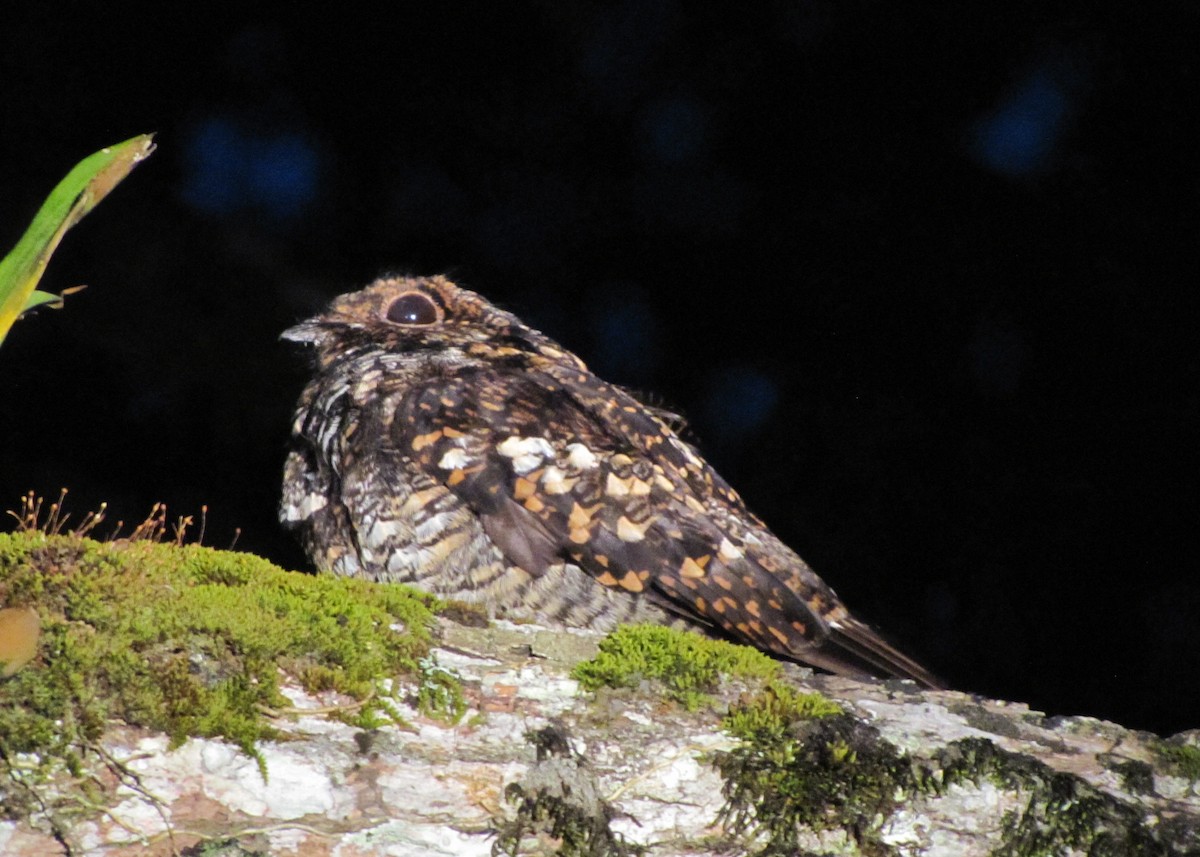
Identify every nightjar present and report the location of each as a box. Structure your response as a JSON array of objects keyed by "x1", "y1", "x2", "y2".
[{"x1": 281, "y1": 275, "x2": 943, "y2": 687}]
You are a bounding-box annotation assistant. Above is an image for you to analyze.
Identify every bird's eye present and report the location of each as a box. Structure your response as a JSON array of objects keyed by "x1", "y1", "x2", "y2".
[{"x1": 385, "y1": 291, "x2": 441, "y2": 325}]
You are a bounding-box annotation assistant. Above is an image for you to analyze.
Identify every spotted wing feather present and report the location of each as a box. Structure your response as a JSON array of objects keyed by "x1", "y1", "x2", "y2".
[{"x1": 390, "y1": 360, "x2": 940, "y2": 685}]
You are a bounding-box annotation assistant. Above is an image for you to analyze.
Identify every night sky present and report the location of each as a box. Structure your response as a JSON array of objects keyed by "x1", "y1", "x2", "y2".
[{"x1": 2, "y1": 4, "x2": 1196, "y2": 735}]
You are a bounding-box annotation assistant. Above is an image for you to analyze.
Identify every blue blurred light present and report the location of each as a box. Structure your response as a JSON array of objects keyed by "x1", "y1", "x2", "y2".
[
  {"x1": 702, "y1": 367, "x2": 780, "y2": 443},
  {"x1": 579, "y1": 0, "x2": 675, "y2": 106},
  {"x1": 642, "y1": 96, "x2": 707, "y2": 163},
  {"x1": 970, "y1": 69, "x2": 1068, "y2": 176},
  {"x1": 181, "y1": 118, "x2": 246, "y2": 214},
  {"x1": 586, "y1": 283, "x2": 660, "y2": 382},
  {"x1": 248, "y1": 133, "x2": 319, "y2": 221},
  {"x1": 181, "y1": 117, "x2": 319, "y2": 222}
]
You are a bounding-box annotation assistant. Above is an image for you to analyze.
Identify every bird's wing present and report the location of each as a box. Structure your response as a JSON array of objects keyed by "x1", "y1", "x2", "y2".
[{"x1": 389, "y1": 363, "x2": 942, "y2": 687}]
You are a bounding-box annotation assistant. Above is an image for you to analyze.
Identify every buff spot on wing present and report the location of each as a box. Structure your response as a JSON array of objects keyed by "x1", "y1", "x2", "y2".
[
  {"x1": 617, "y1": 571, "x2": 644, "y2": 592},
  {"x1": 541, "y1": 466, "x2": 578, "y2": 495},
  {"x1": 679, "y1": 556, "x2": 706, "y2": 579},
  {"x1": 596, "y1": 571, "x2": 618, "y2": 587},
  {"x1": 769, "y1": 626, "x2": 790, "y2": 646},
  {"x1": 524, "y1": 495, "x2": 546, "y2": 513},
  {"x1": 616, "y1": 515, "x2": 650, "y2": 543},
  {"x1": 745, "y1": 600, "x2": 761, "y2": 618},
  {"x1": 514, "y1": 477, "x2": 536, "y2": 500},
  {"x1": 412, "y1": 429, "x2": 443, "y2": 451},
  {"x1": 605, "y1": 472, "x2": 629, "y2": 497},
  {"x1": 568, "y1": 503, "x2": 592, "y2": 530}
]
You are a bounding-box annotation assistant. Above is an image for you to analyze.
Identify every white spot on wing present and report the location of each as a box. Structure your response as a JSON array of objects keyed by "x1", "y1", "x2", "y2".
[
  {"x1": 497, "y1": 435, "x2": 555, "y2": 475},
  {"x1": 497, "y1": 435, "x2": 554, "y2": 459},
  {"x1": 718, "y1": 538, "x2": 744, "y2": 561},
  {"x1": 365, "y1": 518, "x2": 403, "y2": 548},
  {"x1": 438, "y1": 448, "x2": 471, "y2": 469},
  {"x1": 282, "y1": 492, "x2": 327, "y2": 521},
  {"x1": 566, "y1": 443, "x2": 598, "y2": 470}
]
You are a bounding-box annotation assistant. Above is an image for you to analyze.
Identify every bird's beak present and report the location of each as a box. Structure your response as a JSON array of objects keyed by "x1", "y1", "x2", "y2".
[{"x1": 280, "y1": 321, "x2": 325, "y2": 344}]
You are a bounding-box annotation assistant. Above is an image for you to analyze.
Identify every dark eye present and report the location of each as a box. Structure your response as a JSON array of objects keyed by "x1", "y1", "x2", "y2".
[{"x1": 385, "y1": 291, "x2": 441, "y2": 325}]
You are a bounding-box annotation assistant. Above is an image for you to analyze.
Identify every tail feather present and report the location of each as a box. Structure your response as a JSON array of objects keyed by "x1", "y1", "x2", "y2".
[{"x1": 824, "y1": 617, "x2": 946, "y2": 689}]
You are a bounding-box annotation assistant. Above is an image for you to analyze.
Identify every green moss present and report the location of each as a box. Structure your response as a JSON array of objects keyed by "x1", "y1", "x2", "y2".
[
  {"x1": 931, "y1": 738, "x2": 1167, "y2": 857},
  {"x1": 0, "y1": 530, "x2": 440, "y2": 810},
  {"x1": 415, "y1": 655, "x2": 468, "y2": 724},
  {"x1": 493, "y1": 726, "x2": 645, "y2": 857},
  {"x1": 1155, "y1": 740, "x2": 1200, "y2": 781},
  {"x1": 714, "y1": 712, "x2": 913, "y2": 856},
  {"x1": 570, "y1": 623, "x2": 780, "y2": 710},
  {"x1": 1104, "y1": 757, "x2": 1156, "y2": 796},
  {"x1": 179, "y1": 837, "x2": 267, "y2": 857},
  {"x1": 722, "y1": 681, "x2": 843, "y2": 743},
  {"x1": 714, "y1": 714, "x2": 1177, "y2": 857}
]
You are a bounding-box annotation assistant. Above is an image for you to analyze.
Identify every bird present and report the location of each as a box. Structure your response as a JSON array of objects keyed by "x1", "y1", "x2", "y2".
[{"x1": 280, "y1": 275, "x2": 944, "y2": 688}]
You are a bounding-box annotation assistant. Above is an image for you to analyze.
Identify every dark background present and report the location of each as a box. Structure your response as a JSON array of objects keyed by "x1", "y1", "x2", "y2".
[{"x1": 1, "y1": 4, "x2": 1196, "y2": 734}]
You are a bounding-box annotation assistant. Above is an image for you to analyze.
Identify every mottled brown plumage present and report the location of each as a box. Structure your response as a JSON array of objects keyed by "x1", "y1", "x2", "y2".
[{"x1": 281, "y1": 275, "x2": 943, "y2": 687}]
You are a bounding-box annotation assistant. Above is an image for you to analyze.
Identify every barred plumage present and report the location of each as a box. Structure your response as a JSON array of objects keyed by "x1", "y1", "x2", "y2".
[{"x1": 281, "y1": 275, "x2": 943, "y2": 687}]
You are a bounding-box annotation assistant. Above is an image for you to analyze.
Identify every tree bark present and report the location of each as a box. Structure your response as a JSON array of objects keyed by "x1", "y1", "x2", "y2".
[{"x1": 3, "y1": 618, "x2": 1197, "y2": 856}]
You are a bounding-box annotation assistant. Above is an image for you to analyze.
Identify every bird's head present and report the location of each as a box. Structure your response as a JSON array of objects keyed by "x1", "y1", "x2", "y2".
[{"x1": 282, "y1": 275, "x2": 584, "y2": 373}]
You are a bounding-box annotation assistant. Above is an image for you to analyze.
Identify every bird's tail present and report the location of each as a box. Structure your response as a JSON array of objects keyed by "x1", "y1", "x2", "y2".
[{"x1": 821, "y1": 616, "x2": 946, "y2": 689}]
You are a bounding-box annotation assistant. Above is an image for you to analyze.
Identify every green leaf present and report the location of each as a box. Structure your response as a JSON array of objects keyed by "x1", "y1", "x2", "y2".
[
  {"x1": 0, "y1": 134, "x2": 155, "y2": 346},
  {"x1": 23, "y1": 290, "x2": 66, "y2": 311}
]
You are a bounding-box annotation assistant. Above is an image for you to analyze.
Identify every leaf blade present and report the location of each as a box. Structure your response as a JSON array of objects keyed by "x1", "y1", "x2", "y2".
[{"x1": 0, "y1": 133, "x2": 155, "y2": 345}]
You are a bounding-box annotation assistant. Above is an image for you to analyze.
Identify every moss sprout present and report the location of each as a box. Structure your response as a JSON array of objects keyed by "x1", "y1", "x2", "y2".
[{"x1": 570, "y1": 623, "x2": 780, "y2": 710}]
